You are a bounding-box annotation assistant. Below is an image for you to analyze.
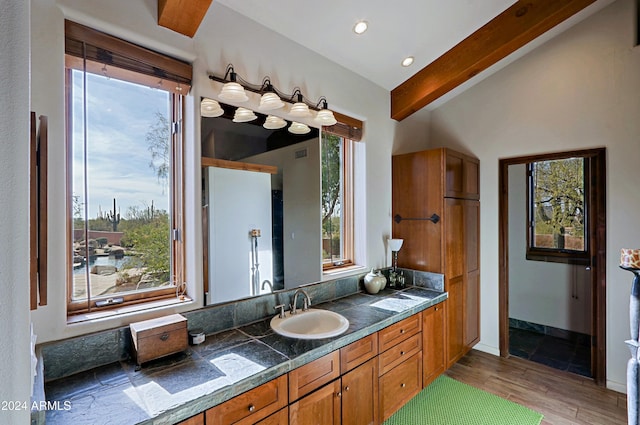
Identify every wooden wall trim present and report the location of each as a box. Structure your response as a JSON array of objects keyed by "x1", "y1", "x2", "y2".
[
  {"x1": 158, "y1": 0, "x2": 213, "y2": 38},
  {"x1": 391, "y1": 0, "x2": 596, "y2": 121},
  {"x1": 201, "y1": 157, "x2": 278, "y2": 174},
  {"x1": 498, "y1": 148, "x2": 606, "y2": 385}
]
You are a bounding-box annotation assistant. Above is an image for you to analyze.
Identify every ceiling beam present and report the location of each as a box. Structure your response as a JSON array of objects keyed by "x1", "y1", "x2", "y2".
[
  {"x1": 158, "y1": 0, "x2": 213, "y2": 38},
  {"x1": 390, "y1": 0, "x2": 596, "y2": 121}
]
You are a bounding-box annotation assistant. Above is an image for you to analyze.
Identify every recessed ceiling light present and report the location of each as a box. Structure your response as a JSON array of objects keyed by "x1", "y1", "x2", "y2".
[
  {"x1": 401, "y1": 56, "x2": 415, "y2": 67},
  {"x1": 353, "y1": 20, "x2": 368, "y2": 35}
]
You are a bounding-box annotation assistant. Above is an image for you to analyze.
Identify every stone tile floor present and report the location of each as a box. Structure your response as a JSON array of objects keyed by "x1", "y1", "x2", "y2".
[{"x1": 509, "y1": 327, "x2": 591, "y2": 378}]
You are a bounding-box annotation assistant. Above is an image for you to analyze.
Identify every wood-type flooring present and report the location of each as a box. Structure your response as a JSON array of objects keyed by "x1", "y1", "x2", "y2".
[{"x1": 446, "y1": 350, "x2": 627, "y2": 425}]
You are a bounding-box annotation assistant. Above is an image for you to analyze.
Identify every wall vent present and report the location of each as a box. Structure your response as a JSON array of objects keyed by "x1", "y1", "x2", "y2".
[{"x1": 294, "y1": 148, "x2": 307, "y2": 159}]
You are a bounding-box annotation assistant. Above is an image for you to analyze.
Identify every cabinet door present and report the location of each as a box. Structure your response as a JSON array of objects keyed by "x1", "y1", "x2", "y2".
[
  {"x1": 392, "y1": 150, "x2": 443, "y2": 272},
  {"x1": 445, "y1": 278, "x2": 464, "y2": 366},
  {"x1": 464, "y1": 200, "x2": 480, "y2": 347},
  {"x1": 423, "y1": 304, "x2": 445, "y2": 387},
  {"x1": 342, "y1": 358, "x2": 378, "y2": 425},
  {"x1": 289, "y1": 380, "x2": 341, "y2": 425},
  {"x1": 444, "y1": 149, "x2": 480, "y2": 200},
  {"x1": 445, "y1": 198, "x2": 465, "y2": 366}
]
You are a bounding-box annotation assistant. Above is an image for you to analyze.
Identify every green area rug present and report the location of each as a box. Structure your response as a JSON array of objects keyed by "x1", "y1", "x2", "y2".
[{"x1": 384, "y1": 375, "x2": 543, "y2": 425}]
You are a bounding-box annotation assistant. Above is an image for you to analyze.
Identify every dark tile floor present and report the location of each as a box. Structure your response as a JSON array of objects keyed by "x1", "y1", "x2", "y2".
[{"x1": 509, "y1": 327, "x2": 592, "y2": 378}]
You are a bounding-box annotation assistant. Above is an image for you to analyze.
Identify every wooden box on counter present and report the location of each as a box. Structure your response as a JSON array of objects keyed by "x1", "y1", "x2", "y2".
[{"x1": 130, "y1": 313, "x2": 187, "y2": 365}]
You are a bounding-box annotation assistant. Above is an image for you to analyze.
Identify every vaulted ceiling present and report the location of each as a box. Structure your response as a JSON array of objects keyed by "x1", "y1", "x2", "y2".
[{"x1": 157, "y1": 0, "x2": 614, "y2": 120}]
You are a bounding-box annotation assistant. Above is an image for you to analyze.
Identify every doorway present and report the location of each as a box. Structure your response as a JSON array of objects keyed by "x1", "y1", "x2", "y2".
[{"x1": 498, "y1": 148, "x2": 607, "y2": 385}]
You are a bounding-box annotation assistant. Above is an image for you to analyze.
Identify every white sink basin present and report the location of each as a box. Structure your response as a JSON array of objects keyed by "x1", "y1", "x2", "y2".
[{"x1": 270, "y1": 308, "x2": 349, "y2": 339}]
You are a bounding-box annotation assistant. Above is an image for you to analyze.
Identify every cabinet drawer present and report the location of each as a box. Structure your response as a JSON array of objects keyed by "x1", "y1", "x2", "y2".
[
  {"x1": 206, "y1": 375, "x2": 288, "y2": 425},
  {"x1": 289, "y1": 351, "x2": 340, "y2": 401},
  {"x1": 340, "y1": 333, "x2": 378, "y2": 374},
  {"x1": 378, "y1": 332, "x2": 421, "y2": 376},
  {"x1": 378, "y1": 314, "x2": 422, "y2": 353},
  {"x1": 379, "y1": 352, "x2": 422, "y2": 422}
]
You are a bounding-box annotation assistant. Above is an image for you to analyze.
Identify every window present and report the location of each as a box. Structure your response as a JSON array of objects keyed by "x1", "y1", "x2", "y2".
[
  {"x1": 526, "y1": 156, "x2": 589, "y2": 264},
  {"x1": 321, "y1": 132, "x2": 354, "y2": 269},
  {"x1": 65, "y1": 21, "x2": 190, "y2": 315}
]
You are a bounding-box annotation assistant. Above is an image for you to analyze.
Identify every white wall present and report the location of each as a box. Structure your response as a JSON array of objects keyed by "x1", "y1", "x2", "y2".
[
  {"x1": 0, "y1": 0, "x2": 32, "y2": 421},
  {"x1": 29, "y1": 0, "x2": 395, "y2": 343},
  {"x1": 429, "y1": 0, "x2": 639, "y2": 391},
  {"x1": 508, "y1": 164, "x2": 591, "y2": 334}
]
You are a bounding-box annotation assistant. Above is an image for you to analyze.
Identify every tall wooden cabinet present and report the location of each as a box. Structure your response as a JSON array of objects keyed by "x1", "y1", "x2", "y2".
[{"x1": 392, "y1": 148, "x2": 480, "y2": 368}]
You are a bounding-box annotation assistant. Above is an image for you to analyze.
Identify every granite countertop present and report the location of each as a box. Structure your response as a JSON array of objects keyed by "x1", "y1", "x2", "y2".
[{"x1": 43, "y1": 286, "x2": 447, "y2": 425}]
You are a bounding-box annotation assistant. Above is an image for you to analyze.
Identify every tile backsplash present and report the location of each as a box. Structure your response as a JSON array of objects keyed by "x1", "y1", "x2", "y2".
[{"x1": 40, "y1": 268, "x2": 443, "y2": 382}]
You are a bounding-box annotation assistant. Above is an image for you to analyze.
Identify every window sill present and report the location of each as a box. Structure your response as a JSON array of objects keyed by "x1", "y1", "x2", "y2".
[
  {"x1": 322, "y1": 264, "x2": 366, "y2": 280},
  {"x1": 67, "y1": 296, "x2": 193, "y2": 325}
]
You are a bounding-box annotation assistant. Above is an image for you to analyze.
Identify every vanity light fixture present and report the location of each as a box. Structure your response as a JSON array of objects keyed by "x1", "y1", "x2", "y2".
[
  {"x1": 288, "y1": 121, "x2": 311, "y2": 134},
  {"x1": 218, "y1": 65, "x2": 249, "y2": 102},
  {"x1": 208, "y1": 64, "x2": 337, "y2": 126},
  {"x1": 353, "y1": 20, "x2": 368, "y2": 35},
  {"x1": 200, "y1": 98, "x2": 224, "y2": 117},
  {"x1": 232, "y1": 107, "x2": 257, "y2": 123},
  {"x1": 401, "y1": 56, "x2": 415, "y2": 67},
  {"x1": 263, "y1": 115, "x2": 287, "y2": 130}
]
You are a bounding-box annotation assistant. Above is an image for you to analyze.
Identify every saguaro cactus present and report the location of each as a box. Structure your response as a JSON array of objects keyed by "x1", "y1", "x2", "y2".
[{"x1": 106, "y1": 198, "x2": 121, "y2": 232}]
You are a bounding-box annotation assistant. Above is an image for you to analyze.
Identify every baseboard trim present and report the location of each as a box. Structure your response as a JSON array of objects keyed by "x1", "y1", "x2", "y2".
[
  {"x1": 473, "y1": 343, "x2": 500, "y2": 356},
  {"x1": 606, "y1": 380, "x2": 627, "y2": 394}
]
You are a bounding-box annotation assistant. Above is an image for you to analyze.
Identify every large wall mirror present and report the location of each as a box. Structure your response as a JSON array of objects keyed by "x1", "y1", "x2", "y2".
[{"x1": 201, "y1": 101, "x2": 324, "y2": 305}]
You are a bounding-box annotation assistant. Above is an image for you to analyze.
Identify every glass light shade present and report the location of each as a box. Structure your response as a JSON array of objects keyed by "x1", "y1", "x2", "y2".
[
  {"x1": 314, "y1": 108, "x2": 337, "y2": 126},
  {"x1": 200, "y1": 98, "x2": 224, "y2": 117},
  {"x1": 388, "y1": 238, "x2": 404, "y2": 252},
  {"x1": 288, "y1": 122, "x2": 311, "y2": 134},
  {"x1": 219, "y1": 81, "x2": 248, "y2": 102},
  {"x1": 232, "y1": 107, "x2": 257, "y2": 123},
  {"x1": 259, "y1": 92, "x2": 284, "y2": 110},
  {"x1": 290, "y1": 101, "x2": 311, "y2": 117},
  {"x1": 263, "y1": 115, "x2": 287, "y2": 130}
]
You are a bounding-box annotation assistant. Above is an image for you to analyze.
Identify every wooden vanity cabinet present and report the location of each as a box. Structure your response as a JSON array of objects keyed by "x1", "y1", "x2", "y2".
[
  {"x1": 392, "y1": 147, "x2": 480, "y2": 369},
  {"x1": 204, "y1": 310, "x2": 441, "y2": 425}
]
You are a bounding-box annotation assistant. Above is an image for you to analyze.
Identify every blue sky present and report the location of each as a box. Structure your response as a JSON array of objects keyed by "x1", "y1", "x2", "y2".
[{"x1": 71, "y1": 70, "x2": 170, "y2": 219}]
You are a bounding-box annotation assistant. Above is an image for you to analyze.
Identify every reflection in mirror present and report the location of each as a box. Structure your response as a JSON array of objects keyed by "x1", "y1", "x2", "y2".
[{"x1": 202, "y1": 102, "x2": 322, "y2": 305}]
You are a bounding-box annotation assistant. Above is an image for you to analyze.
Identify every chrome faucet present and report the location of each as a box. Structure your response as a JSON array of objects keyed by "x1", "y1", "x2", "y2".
[
  {"x1": 290, "y1": 288, "x2": 311, "y2": 314},
  {"x1": 261, "y1": 279, "x2": 273, "y2": 293}
]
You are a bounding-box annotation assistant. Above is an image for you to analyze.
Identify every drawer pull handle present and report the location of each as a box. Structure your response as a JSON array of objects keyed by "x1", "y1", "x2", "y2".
[
  {"x1": 336, "y1": 392, "x2": 342, "y2": 398},
  {"x1": 344, "y1": 386, "x2": 350, "y2": 392},
  {"x1": 401, "y1": 383, "x2": 406, "y2": 388},
  {"x1": 160, "y1": 333, "x2": 169, "y2": 341},
  {"x1": 248, "y1": 405, "x2": 255, "y2": 412},
  {"x1": 400, "y1": 351, "x2": 405, "y2": 355},
  {"x1": 435, "y1": 307, "x2": 439, "y2": 311},
  {"x1": 400, "y1": 329, "x2": 405, "y2": 334}
]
